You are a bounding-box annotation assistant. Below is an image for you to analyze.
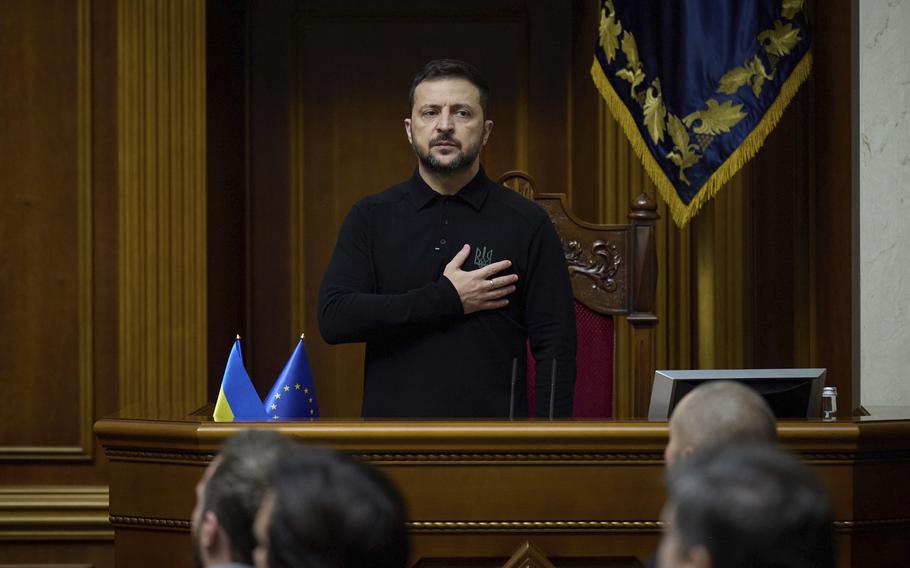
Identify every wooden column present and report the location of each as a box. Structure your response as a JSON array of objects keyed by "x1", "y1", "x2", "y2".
[{"x1": 117, "y1": 0, "x2": 207, "y2": 409}]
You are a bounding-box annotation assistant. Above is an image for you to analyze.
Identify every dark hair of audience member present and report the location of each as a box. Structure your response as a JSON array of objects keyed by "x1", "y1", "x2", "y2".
[
  {"x1": 203, "y1": 430, "x2": 296, "y2": 564},
  {"x1": 266, "y1": 447, "x2": 408, "y2": 568},
  {"x1": 666, "y1": 443, "x2": 835, "y2": 568},
  {"x1": 408, "y1": 58, "x2": 491, "y2": 119}
]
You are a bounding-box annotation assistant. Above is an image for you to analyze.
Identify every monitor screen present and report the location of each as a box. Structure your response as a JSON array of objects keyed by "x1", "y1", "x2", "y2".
[{"x1": 647, "y1": 369, "x2": 827, "y2": 420}]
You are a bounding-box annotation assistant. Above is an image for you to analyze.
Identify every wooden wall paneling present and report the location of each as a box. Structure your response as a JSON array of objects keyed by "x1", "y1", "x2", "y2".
[
  {"x1": 0, "y1": 564, "x2": 93, "y2": 568},
  {"x1": 749, "y1": 89, "x2": 813, "y2": 371},
  {"x1": 567, "y1": 0, "x2": 602, "y2": 221},
  {"x1": 91, "y1": 0, "x2": 120, "y2": 429},
  {"x1": 692, "y1": 168, "x2": 751, "y2": 370},
  {"x1": 0, "y1": 0, "x2": 115, "y2": 563},
  {"x1": 0, "y1": 0, "x2": 93, "y2": 460},
  {"x1": 0, "y1": 485, "x2": 113, "y2": 567},
  {"x1": 0, "y1": 486, "x2": 110, "y2": 540},
  {"x1": 410, "y1": 536, "x2": 650, "y2": 568},
  {"x1": 653, "y1": 208, "x2": 693, "y2": 376},
  {"x1": 0, "y1": 556, "x2": 109, "y2": 568},
  {"x1": 526, "y1": 1, "x2": 571, "y2": 204},
  {"x1": 247, "y1": 0, "x2": 294, "y2": 393},
  {"x1": 289, "y1": 3, "x2": 307, "y2": 373},
  {"x1": 206, "y1": 0, "x2": 250, "y2": 401},
  {"x1": 76, "y1": 0, "x2": 96, "y2": 461},
  {"x1": 809, "y1": 0, "x2": 855, "y2": 415},
  {"x1": 117, "y1": 0, "x2": 208, "y2": 411}
]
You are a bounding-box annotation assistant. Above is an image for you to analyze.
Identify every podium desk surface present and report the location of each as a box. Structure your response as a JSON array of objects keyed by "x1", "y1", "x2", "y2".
[{"x1": 95, "y1": 407, "x2": 910, "y2": 568}]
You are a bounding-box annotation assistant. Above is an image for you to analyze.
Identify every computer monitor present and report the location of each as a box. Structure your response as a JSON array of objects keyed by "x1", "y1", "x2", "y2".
[{"x1": 647, "y1": 368, "x2": 827, "y2": 420}]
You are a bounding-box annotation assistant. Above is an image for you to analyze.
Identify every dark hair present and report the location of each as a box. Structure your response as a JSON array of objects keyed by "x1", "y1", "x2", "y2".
[
  {"x1": 267, "y1": 447, "x2": 409, "y2": 568},
  {"x1": 666, "y1": 443, "x2": 835, "y2": 568},
  {"x1": 203, "y1": 430, "x2": 296, "y2": 564},
  {"x1": 408, "y1": 59, "x2": 490, "y2": 119}
]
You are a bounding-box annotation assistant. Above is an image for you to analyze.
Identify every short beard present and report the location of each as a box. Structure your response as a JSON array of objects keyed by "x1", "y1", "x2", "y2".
[{"x1": 412, "y1": 135, "x2": 482, "y2": 175}]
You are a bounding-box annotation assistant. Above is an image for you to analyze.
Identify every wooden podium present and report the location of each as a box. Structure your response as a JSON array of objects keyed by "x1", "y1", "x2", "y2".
[{"x1": 95, "y1": 408, "x2": 910, "y2": 568}]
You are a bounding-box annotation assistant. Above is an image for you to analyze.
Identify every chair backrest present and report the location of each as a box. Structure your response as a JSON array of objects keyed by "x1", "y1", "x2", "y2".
[{"x1": 498, "y1": 171, "x2": 659, "y2": 418}]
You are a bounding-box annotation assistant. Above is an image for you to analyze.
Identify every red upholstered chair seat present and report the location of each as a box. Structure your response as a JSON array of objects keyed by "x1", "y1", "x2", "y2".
[
  {"x1": 499, "y1": 170, "x2": 659, "y2": 419},
  {"x1": 527, "y1": 301, "x2": 615, "y2": 418}
]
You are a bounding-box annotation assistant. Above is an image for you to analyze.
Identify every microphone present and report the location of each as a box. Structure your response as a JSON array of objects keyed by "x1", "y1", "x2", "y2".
[
  {"x1": 509, "y1": 357, "x2": 517, "y2": 420},
  {"x1": 549, "y1": 358, "x2": 556, "y2": 420}
]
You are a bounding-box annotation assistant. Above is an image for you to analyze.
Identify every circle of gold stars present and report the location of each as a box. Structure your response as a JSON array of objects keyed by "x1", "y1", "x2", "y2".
[{"x1": 270, "y1": 384, "x2": 312, "y2": 420}]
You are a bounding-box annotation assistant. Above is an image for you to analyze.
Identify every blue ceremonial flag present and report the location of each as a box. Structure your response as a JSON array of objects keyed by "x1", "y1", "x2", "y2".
[
  {"x1": 213, "y1": 337, "x2": 268, "y2": 422},
  {"x1": 592, "y1": 0, "x2": 812, "y2": 226},
  {"x1": 263, "y1": 335, "x2": 319, "y2": 421}
]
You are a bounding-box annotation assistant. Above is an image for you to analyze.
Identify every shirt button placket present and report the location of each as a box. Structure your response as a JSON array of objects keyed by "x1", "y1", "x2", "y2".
[{"x1": 436, "y1": 199, "x2": 449, "y2": 252}]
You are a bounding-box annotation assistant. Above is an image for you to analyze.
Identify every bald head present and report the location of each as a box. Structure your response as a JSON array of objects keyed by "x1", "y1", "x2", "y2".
[{"x1": 664, "y1": 381, "x2": 778, "y2": 467}]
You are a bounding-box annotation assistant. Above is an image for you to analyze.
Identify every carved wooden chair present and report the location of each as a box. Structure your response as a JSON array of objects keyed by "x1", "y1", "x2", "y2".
[{"x1": 498, "y1": 171, "x2": 659, "y2": 419}]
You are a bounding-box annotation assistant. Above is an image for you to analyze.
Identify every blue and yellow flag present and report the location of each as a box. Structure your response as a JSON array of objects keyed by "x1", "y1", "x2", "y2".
[
  {"x1": 592, "y1": 0, "x2": 812, "y2": 226},
  {"x1": 263, "y1": 335, "x2": 319, "y2": 421},
  {"x1": 213, "y1": 337, "x2": 267, "y2": 422}
]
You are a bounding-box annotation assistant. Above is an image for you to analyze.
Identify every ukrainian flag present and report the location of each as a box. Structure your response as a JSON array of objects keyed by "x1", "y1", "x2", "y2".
[{"x1": 213, "y1": 337, "x2": 267, "y2": 422}]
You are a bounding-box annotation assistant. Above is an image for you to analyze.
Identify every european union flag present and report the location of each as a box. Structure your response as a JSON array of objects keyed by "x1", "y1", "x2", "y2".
[
  {"x1": 592, "y1": 0, "x2": 812, "y2": 226},
  {"x1": 213, "y1": 337, "x2": 267, "y2": 422},
  {"x1": 263, "y1": 335, "x2": 319, "y2": 421}
]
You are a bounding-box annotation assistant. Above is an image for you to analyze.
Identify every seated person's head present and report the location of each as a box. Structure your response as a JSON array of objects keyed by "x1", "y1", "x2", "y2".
[
  {"x1": 659, "y1": 443, "x2": 834, "y2": 568},
  {"x1": 253, "y1": 447, "x2": 408, "y2": 568},
  {"x1": 665, "y1": 381, "x2": 778, "y2": 467},
  {"x1": 192, "y1": 430, "x2": 296, "y2": 567}
]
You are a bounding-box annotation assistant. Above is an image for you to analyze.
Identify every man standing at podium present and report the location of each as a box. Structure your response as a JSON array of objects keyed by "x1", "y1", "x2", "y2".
[{"x1": 318, "y1": 59, "x2": 576, "y2": 418}]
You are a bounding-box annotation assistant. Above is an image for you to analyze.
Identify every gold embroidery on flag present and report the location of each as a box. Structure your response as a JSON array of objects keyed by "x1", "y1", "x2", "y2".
[{"x1": 592, "y1": 0, "x2": 812, "y2": 225}]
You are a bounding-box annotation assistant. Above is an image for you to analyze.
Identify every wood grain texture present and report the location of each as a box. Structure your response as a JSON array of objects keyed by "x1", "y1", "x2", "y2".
[
  {"x1": 117, "y1": 0, "x2": 208, "y2": 411},
  {"x1": 96, "y1": 415, "x2": 910, "y2": 568},
  {"x1": 808, "y1": 0, "x2": 855, "y2": 415},
  {"x1": 0, "y1": 0, "x2": 93, "y2": 460},
  {"x1": 0, "y1": 486, "x2": 111, "y2": 540}
]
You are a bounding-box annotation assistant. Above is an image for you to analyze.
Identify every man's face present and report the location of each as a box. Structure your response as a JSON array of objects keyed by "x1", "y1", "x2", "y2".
[
  {"x1": 252, "y1": 491, "x2": 276, "y2": 568},
  {"x1": 404, "y1": 77, "x2": 493, "y2": 175},
  {"x1": 191, "y1": 456, "x2": 222, "y2": 568}
]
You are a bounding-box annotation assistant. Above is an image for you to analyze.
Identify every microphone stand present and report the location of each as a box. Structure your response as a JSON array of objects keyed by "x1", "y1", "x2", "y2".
[
  {"x1": 549, "y1": 358, "x2": 556, "y2": 420},
  {"x1": 509, "y1": 357, "x2": 517, "y2": 420}
]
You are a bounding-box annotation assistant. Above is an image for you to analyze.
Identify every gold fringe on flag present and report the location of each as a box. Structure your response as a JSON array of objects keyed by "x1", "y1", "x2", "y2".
[{"x1": 591, "y1": 50, "x2": 813, "y2": 227}]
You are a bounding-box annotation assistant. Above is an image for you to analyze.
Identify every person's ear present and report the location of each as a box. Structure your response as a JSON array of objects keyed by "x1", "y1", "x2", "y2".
[
  {"x1": 481, "y1": 120, "x2": 493, "y2": 146},
  {"x1": 404, "y1": 119, "x2": 413, "y2": 144},
  {"x1": 680, "y1": 444, "x2": 696, "y2": 461},
  {"x1": 201, "y1": 510, "x2": 221, "y2": 551}
]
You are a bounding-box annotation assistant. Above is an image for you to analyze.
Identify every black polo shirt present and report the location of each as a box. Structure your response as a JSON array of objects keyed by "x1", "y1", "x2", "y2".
[{"x1": 317, "y1": 167, "x2": 576, "y2": 418}]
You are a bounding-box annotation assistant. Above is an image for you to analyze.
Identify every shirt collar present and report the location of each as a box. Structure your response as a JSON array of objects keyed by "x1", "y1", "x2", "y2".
[{"x1": 407, "y1": 166, "x2": 491, "y2": 211}]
